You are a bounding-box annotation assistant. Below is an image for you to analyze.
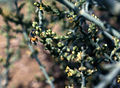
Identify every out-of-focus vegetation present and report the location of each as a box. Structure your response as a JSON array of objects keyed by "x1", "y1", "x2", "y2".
[{"x1": 0, "y1": 0, "x2": 56, "y2": 88}]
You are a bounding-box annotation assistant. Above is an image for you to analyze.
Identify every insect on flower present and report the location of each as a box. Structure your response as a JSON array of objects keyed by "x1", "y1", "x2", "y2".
[
  {"x1": 30, "y1": 36, "x2": 38, "y2": 45},
  {"x1": 30, "y1": 29, "x2": 36, "y2": 37},
  {"x1": 30, "y1": 29, "x2": 38, "y2": 45}
]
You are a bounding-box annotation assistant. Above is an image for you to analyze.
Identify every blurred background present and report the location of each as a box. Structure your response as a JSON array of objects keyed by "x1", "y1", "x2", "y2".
[{"x1": 0, "y1": 0, "x2": 66, "y2": 88}]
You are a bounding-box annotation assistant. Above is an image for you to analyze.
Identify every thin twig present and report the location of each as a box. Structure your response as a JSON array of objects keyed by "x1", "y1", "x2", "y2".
[
  {"x1": 38, "y1": 0, "x2": 43, "y2": 26},
  {"x1": 3, "y1": 22, "x2": 11, "y2": 88},
  {"x1": 80, "y1": 52, "x2": 86, "y2": 88},
  {"x1": 22, "y1": 26, "x2": 55, "y2": 88},
  {"x1": 81, "y1": 66, "x2": 85, "y2": 88},
  {"x1": 94, "y1": 62, "x2": 120, "y2": 88},
  {"x1": 56, "y1": 0, "x2": 120, "y2": 38},
  {"x1": 81, "y1": 72, "x2": 85, "y2": 88}
]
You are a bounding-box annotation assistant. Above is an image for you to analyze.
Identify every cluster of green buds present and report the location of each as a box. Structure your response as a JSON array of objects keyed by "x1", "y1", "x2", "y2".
[
  {"x1": 66, "y1": 12, "x2": 77, "y2": 23},
  {"x1": 112, "y1": 36, "x2": 120, "y2": 47},
  {"x1": 31, "y1": 0, "x2": 120, "y2": 87},
  {"x1": 74, "y1": 0, "x2": 86, "y2": 7},
  {"x1": 31, "y1": 20, "x2": 98, "y2": 82},
  {"x1": 65, "y1": 66, "x2": 76, "y2": 77},
  {"x1": 65, "y1": 84, "x2": 74, "y2": 88},
  {"x1": 117, "y1": 75, "x2": 120, "y2": 83},
  {"x1": 34, "y1": 2, "x2": 43, "y2": 9},
  {"x1": 34, "y1": 1, "x2": 62, "y2": 16},
  {"x1": 88, "y1": 23, "x2": 98, "y2": 36}
]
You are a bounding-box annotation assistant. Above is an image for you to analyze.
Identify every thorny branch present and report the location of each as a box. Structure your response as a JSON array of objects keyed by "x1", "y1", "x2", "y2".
[
  {"x1": 56, "y1": 0, "x2": 120, "y2": 39},
  {"x1": 94, "y1": 62, "x2": 120, "y2": 88}
]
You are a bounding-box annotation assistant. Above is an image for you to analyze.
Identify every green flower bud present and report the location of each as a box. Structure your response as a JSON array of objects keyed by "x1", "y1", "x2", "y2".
[
  {"x1": 36, "y1": 26, "x2": 39, "y2": 30},
  {"x1": 57, "y1": 42, "x2": 64, "y2": 48},
  {"x1": 67, "y1": 31, "x2": 72, "y2": 35},
  {"x1": 64, "y1": 52, "x2": 68, "y2": 57},
  {"x1": 67, "y1": 55, "x2": 72, "y2": 61},
  {"x1": 46, "y1": 38, "x2": 53, "y2": 45},
  {"x1": 67, "y1": 48, "x2": 70, "y2": 52},
  {"x1": 34, "y1": 2, "x2": 40, "y2": 7},
  {"x1": 73, "y1": 46, "x2": 77, "y2": 51},
  {"x1": 32, "y1": 22, "x2": 37, "y2": 28},
  {"x1": 57, "y1": 49, "x2": 61, "y2": 53}
]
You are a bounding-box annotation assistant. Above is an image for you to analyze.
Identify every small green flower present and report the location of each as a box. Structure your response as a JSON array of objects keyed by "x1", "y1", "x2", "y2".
[{"x1": 57, "y1": 42, "x2": 64, "y2": 48}]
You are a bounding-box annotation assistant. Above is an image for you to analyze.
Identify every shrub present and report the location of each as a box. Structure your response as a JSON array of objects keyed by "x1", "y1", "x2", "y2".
[{"x1": 0, "y1": 0, "x2": 120, "y2": 88}]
